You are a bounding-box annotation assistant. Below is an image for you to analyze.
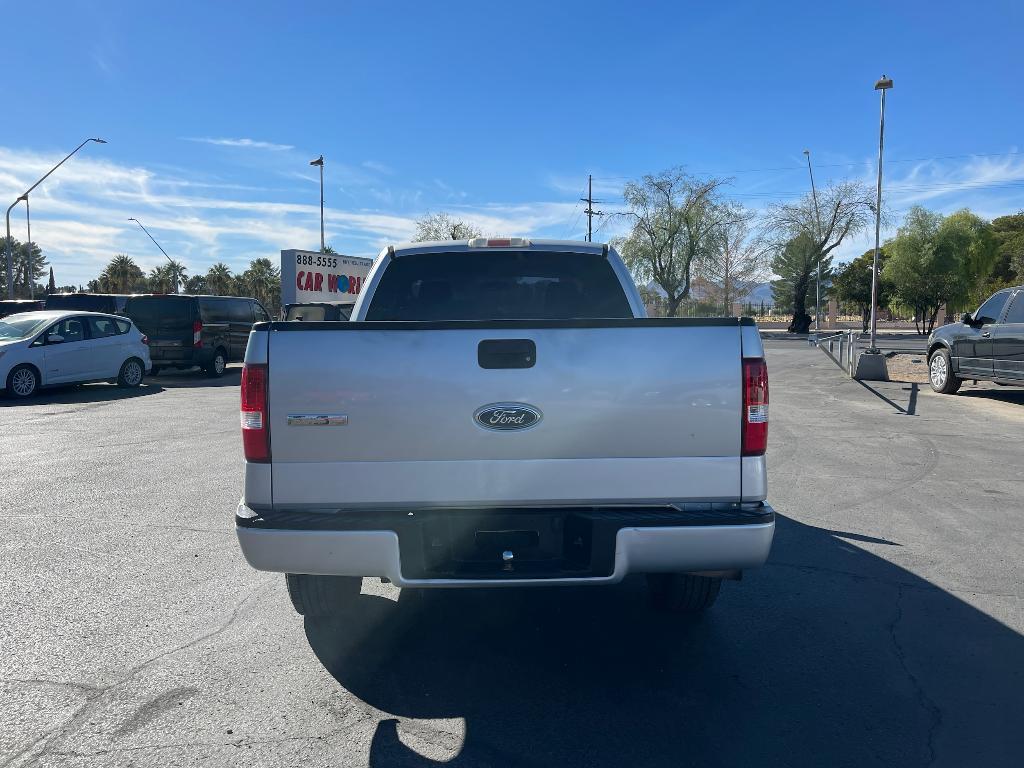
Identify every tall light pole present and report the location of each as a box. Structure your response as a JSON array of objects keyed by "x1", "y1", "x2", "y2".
[
  {"x1": 310, "y1": 155, "x2": 325, "y2": 252},
  {"x1": 129, "y1": 217, "x2": 177, "y2": 292},
  {"x1": 25, "y1": 195, "x2": 33, "y2": 299},
  {"x1": 868, "y1": 75, "x2": 893, "y2": 353},
  {"x1": 5, "y1": 137, "x2": 107, "y2": 299},
  {"x1": 803, "y1": 149, "x2": 824, "y2": 333}
]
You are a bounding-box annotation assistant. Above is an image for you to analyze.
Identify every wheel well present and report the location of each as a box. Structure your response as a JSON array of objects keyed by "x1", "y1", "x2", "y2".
[
  {"x1": 215, "y1": 345, "x2": 227, "y2": 356},
  {"x1": 927, "y1": 342, "x2": 948, "y2": 361},
  {"x1": 8, "y1": 362, "x2": 41, "y2": 383}
]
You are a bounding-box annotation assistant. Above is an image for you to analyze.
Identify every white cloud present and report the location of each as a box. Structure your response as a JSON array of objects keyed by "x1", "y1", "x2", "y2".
[{"x1": 183, "y1": 137, "x2": 295, "y2": 151}]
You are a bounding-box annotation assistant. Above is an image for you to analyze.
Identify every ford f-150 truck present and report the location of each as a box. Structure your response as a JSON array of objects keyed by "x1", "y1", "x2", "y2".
[{"x1": 235, "y1": 238, "x2": 774, "y2": 616}]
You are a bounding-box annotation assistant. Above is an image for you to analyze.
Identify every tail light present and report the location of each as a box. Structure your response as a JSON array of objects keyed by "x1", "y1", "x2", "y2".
[
  {"x1": 742, "y1": 358, "x2": 768, "y2": 456},
  {"x1": 140, "y1": 334, "x2": 149, "y2": 346},
  {"x1": 193, "y1": 319, "x2": 203, "y2": 348},
  {"x1": 240, "y1": 364, "x2": 270, "y2": 462}
]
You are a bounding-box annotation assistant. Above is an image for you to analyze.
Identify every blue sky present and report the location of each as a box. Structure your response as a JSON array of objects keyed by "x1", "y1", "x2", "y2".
[{"x1": 2, "y1": 0, "x2": 1022, "y2": 286}]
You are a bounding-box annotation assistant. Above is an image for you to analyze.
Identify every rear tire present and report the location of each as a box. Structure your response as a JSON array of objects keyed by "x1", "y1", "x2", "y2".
[
  {"x1": 647, "y1": 573, "x2": 722, "y2": 613},
  {"x1": 117, "y1": 358, "x2": 145, "y2": 388},
  {"x1": 285, "y1": 574, "x2": 361, "y2": 617},
  {"x1": 6, "y1": 364, "x2": 39, "y2": 399},
  {"x1": 928, "y1": 348, "x2": 961, "y2": 394},
  {"x1": 205, "y1": 348, "x2": 227, "y2": 378}
]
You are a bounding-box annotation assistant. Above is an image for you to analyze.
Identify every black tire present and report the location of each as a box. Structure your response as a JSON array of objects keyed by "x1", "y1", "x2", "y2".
[
  {"x1": 647, "y1": 573, "x2": 722, "y2": 613},
  {"x1": 285, "y1": 574, "x2": 361, "y2": 617},
  {"x1": 205, "y1": 348, "x2": 227, "y2": 378},
  {"x1": 928, "y1": 347, "x2": 961, "y2": 394},
  {"x1": 6, "y1": 364, "x2": 40, "y2": 399},
  {"x1": 117, "y1": 357, "x2": 145, "y2": 388}
]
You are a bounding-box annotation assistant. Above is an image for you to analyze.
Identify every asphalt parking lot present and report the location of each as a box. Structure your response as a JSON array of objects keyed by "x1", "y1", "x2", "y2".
[{"x1": 3, "y1": 346, "x2": 1023, "y2": 768}]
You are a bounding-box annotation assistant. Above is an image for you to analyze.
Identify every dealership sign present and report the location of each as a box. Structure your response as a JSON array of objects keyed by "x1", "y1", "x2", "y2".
[{"x1": 280, "y1": 249, "x2": 375, "y2": 305}]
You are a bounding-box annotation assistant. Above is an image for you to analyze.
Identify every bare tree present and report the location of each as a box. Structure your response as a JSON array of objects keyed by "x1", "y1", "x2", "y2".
[
  {"x1": 697, "y1": 208, "x2": 770, "y2": 315},
  {"x1": 413, "y1": 212, "x2": 482, "y2": 242},
  {"x1": 614, "y1": 168, "x2": 740, "y2": 316},
  {"x1": 763, "y1": 180, "x2": 876, "y2": 333}
]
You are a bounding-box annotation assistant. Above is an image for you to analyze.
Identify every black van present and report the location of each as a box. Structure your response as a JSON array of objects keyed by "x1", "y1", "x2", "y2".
[
  {"x1": 45, "y1": 293, "x2": 130, "y2": 314},
  {"x1": 0, "y1": 299, "x2": 45, "y2": 318},
  {"x1": 123, "y1": 294, "x2": 270, "y2": 377}
]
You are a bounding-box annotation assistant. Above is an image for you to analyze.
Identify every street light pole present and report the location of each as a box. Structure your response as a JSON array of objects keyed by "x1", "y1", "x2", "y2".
[
  {"x1": 803, "y1": 149, "x2": 824, "y2": 333},
  {"x1": 5, "y1": 137, "x2": 107, "y2": 299},
  {"x1": 869, "y1": 75, "x2": 893, "y2": 353},
  {"x1": 128, "y1": 217, "x2": 177, "y2": 292},
  {"x1": 310, "y1": 155, "x2": 325, "y2": 252},
  {"x1": 25, "y1": 195, "x2": 32, "y2": 299}
]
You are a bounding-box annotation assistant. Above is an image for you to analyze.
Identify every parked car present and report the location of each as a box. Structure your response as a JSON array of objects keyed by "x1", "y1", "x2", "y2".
[
  {"x1": 235, "y1": 238, "x2": 774, "y2": 618},
  {"x1": 283, "y1": 302, "x2": 351, "y2": 321},
  {"x1": 927, "y1": 285, "x2": 1024, "y2": 393},
  {"x1": 0, "y1": 310, "x2": 151, "y2": 398},
  {"x1": 123, "y1": 294, "x2": 270, "y2": 377},
  {"x1": 44, "y1": 293, "x2": 131, "y2": 314},
  {"x1": 0, "y1": 300, "x2": 45, "y2": 318}
]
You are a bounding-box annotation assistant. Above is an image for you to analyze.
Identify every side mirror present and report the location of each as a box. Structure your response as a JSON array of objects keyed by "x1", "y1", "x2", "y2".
[
  {"x1": 47, "y1": 334, "x2": 65, "y2": 344},
  {"x1": 960, "y1": 313, "x2": 973, "y2": 326}
]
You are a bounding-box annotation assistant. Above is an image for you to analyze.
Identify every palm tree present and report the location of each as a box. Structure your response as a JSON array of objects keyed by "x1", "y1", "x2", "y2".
[
  {"x1": 101, "y1": 254, "x2": 144, "y2": 293},
  {"x1": 240, "y1": 258, "x2": 280, "y2": 311},
  {"x1": 166, "y1": 259, "x2": 188, "y2": 294},
  {"x1": 148, "y1": 264, "x2": 175, "y2": 293},
  {"x1": 205, "y1": 263, "x2": 234, "y2": 295}
]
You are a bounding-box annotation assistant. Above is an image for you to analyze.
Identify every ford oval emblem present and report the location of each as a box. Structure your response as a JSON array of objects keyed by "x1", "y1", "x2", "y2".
[{"x1": 474, "y1": 403, "x2": 542, "y2": 431}]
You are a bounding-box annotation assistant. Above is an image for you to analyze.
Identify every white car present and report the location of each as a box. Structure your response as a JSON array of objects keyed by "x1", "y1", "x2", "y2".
[{"x1": 0, "y1": 310, "x2": 152, "y2": 399}]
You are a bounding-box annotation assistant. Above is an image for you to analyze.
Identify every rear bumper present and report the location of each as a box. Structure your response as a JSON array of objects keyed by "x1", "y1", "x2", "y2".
[{"x1": 234, "y1": 502, "x2": 775, "y2": 587}]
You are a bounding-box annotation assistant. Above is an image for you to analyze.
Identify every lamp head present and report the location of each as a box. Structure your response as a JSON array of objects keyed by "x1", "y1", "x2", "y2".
[
  {"x1": 309, "y1": 155, "x2": 324, "y2": 167},
  {"x1": 91, "y1": 138, "x2": 108, "y2": 144},
  {"x1": 874, "y1": 76, "x2": 894, "y2": 91}
]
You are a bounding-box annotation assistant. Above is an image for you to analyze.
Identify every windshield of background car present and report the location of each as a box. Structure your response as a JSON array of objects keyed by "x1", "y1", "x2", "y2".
[
  {"x1": 0, "y1": 314, "x2": 50, "y2": 340},
  {"x1": 124, "y1": 297, "x2": 194, "y2": 335},
  {"x1": 364, "y1": 251, "x2": 633, "y2": 321}
]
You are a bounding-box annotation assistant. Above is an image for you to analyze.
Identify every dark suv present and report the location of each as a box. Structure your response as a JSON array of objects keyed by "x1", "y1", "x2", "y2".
[
  {"x1": 927, "y1": 286, "x2": 1024, "y2": 393},
  {"x1": 123, "y1": 294, "x2": 270, "y2": 377}
]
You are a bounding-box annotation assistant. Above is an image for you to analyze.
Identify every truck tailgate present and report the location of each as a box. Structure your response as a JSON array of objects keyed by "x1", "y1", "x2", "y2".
[{"x1": 266, "y1": 320, "x2": 746, "y2": 508}]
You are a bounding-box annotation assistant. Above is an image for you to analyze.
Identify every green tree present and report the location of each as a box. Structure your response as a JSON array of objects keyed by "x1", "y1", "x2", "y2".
[
  {"x1": 184, "y1": 274, "x2": 207, "y2": 294},
  {"x1": 413, "y1": 213, "x2": 482, "y2": 241},
  {"x1": 938, "y1": 209, "x2": 998, "y2": 309},
  {"x1": 764, "y1": 180, "x2": 876, "y2": 333},
  {"x1": 770, "y1": 233, "x2": 833, "y2": 329},
  {"x1": 1, "y1": 237, "x2": 49, "y2": 298},
  {"x1": 47, "y1": 267, "x2": 56, "y2": 294},
  {"x1": 615, "y1": 168, "x2": 738, "y2": 316},
  {"x1": 883, "y1": 207, "x2": 964, "y2": 334},
  {"x1": 238, "y1": 258, "x2": 281, "y2": 313},
  {"x1": 205, "y1": 262, "x2": 234, "y2": 295},
  {"x1": 148, "y1": 264, "x2": 176, "y2": 293},
  {"x1": 98, "y1": 254, "x2": 146, "y2": 293},
  {"x1": 832, "y1": 249, "x2": 889, "y2": 331},
  {"x1": 991, "y1": 212, "x2": 1024, "y2": 282}
]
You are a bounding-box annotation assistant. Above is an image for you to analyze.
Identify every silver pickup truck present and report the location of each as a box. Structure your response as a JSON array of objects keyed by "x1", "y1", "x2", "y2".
[{"x1": 235, "y1": 238, "x2": 774, "y2": 616}]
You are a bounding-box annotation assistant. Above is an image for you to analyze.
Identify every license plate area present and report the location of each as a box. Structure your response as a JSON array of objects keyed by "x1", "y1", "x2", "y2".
[{"x1": 402, "y1": 510, "x2": 610, "y2": 579}]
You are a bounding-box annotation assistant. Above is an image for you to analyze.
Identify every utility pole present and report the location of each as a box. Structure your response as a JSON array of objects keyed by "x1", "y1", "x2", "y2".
[
  {"x1": 580, "y1": 174, "x2": 604, "y2": 242},
  {"x1": 310, "y1": 155, "x2": 325, "y2": 252}
]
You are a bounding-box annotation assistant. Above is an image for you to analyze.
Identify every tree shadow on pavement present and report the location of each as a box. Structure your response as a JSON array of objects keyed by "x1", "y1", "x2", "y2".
[
  {"x1": 0, "y1": 382, "x2": 163, "y2": 407},
  {"x1": 304, "y1": 515, "x2": 1023, "y2": 767}
]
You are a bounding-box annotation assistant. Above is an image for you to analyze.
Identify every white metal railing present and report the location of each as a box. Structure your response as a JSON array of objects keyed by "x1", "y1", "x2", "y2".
[{"x1": 811, "y1": 330, "x2": 862, "y2": 376}]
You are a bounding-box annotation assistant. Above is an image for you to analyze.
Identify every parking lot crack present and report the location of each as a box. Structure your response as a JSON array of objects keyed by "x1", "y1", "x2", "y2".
[
  {"x1": 887, "y1": 584, "x2": 943, "y2": 767},
  {"x1": 4, "y1": 579, "x2": 273, "y2": 768}
]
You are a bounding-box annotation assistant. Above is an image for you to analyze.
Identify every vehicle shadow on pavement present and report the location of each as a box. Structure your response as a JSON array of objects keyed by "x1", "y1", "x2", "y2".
[
  {"x1": 957, "y1": 386, "x2": 1024, "y2": 406},
  {"x1": 146, "y1": 367, "x2": 242, "y2": 388},
  {"x1": 0, "y1": 382, "x2": 164, "y2": 407},
  {"x1": 304, "y1": 515, "x2": 1023, "y2": 767}
]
